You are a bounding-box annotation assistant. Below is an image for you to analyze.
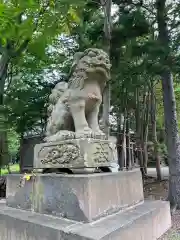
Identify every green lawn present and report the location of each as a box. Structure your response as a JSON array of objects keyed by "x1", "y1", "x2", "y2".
[{"x1": 1, "y1": 164, "x2": 20, "y2": 175}]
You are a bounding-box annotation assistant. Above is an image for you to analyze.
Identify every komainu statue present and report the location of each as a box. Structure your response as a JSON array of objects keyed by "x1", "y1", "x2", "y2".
[{"x1": 45, "y1": 48, "x2": 111, "y2": 142}]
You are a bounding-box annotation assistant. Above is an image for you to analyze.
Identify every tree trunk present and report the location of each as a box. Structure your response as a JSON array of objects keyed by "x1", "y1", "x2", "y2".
[
  {"x1": 0, "y1": 52, "x2": 10, "y2": 169},
  {"x1": 131, "y1": 142, "x2": 135, "y2": 167},
  {"x1": 0, "y1": 52, "x2": 9, "y2": 100},
  {"x1": 151, "y1": 82, "x2": 162, "y2": 180},
  {"x1": 142, "y1": 91, "x2": 150, "y2": 175},
  {"x1": 135, "y1": 88, "x2": 145, "y2": 176},
  {"x1": 126, "y1": 112, "x2": 131, "y2": 169},
  {"x1": 117, "y1": 113, "x2": 124, "y2": 169},
  {"x1": 118, "y1": 111, "x2": 127, "y2": 170},
  {"x1": 156, "y1": 0, "x2": 180, "y2": 207},
  {"x1": 121, "y1": 115, "x2": 127, "y2": 169},
  {"x1": 101, "y1": 0, "x2": 112, "y2": 138},
  {"x1": 102, "y1": 86, "x2": 110, "y2": 137},
  {"x1": 161, "y1": 71, "x2": 180, "y2": 206}
]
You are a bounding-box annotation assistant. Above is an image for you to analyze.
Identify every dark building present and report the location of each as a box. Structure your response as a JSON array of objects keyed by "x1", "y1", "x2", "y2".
[{"x1": 19, "y1": 135, "x2": 44, "y2": 173}]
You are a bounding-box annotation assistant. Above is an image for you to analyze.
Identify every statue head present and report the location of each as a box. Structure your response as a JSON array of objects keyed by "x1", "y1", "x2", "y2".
[{"x1": 68, "y1": 48, "x2": 111, "y2": 90}]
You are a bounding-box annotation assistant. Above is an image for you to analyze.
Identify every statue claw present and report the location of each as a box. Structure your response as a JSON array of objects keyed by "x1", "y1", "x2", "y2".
[
  {"x1": 91, "y1": 130, "x2": 106, "y2": 140},
  {"x1": 75, "y1": 127, "x2": 93, "y2": 138},
  {"x1": 45, "y1": 130, "x2": 75, "y2": 142}
]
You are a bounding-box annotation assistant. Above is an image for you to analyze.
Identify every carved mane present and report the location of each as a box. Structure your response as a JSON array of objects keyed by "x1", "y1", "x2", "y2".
[{"x1": 68, "y1": 48, "x2": 111, "y2": 90}]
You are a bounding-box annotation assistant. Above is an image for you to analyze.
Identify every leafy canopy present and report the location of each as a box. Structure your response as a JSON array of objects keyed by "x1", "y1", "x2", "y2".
[{"x1": 0, "y1": 0, "x2": 85, "y2": 59}]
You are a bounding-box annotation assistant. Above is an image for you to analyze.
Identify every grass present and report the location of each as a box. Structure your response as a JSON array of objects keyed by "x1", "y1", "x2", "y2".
[{"x1": 0, "y1": 164, "x2": 20, "y2": 175}]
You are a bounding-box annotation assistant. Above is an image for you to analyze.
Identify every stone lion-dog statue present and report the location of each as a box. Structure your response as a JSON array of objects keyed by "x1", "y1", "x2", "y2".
[{"x1": 44, "y1": 48, "x2": 111, "y2": 142}]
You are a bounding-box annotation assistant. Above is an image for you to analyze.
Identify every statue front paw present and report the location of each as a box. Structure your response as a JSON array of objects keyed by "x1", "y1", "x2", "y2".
[
  {"x1": 87, "y1": 93, "x2": 98, "y2": 100},
  {"x1": 75, "y1": 127, "x2": 106, "y2": 139},
  {"x1": 45, "y1": 130, "x2": 75, "y2": 142},
  {"x1": 75, "y1": 127, "x2": 93, "y2": 138},
  {"x1": 92, "y1": 129, "x2": 106, "y2": 140}
]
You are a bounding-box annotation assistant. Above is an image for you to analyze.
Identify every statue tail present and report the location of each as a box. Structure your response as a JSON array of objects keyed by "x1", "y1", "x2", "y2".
[
  {"x1": 47, "y1": 81, "x2": 68, "y2": 116},
  {"x1": 45, "y1": 81, "x2": 69, "y2": 139}
]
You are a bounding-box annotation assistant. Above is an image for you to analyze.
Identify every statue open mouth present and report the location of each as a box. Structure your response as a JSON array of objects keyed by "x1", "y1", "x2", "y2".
[
  {"x1": 94, "y1": 66, "x2": 110, "y2": 80},
  {"x1": 86, "y1": 66, "x2": 110, "y2": 83}
]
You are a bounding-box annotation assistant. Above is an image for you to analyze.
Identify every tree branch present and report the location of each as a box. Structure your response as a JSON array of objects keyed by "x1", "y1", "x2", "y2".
[
  {"x1": 0, "y1": 45, "x2": 4, "y2": 55},
  {"x1": 4, "y1": 63, "x2": 14, "y2": 93},
  {"x1": 0, "y1": 39, "x2": 5, "y2": 55},
  {"x1": 12, "y1": 1, "x2": 50, "y2": 58}
]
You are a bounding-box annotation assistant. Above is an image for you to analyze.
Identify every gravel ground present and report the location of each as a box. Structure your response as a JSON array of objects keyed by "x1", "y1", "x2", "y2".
[
  {"x1": 143, "y1": 178, "x2": 180, "y2": 240},
  {"x1": 158, "y1": 210, "x2": 180, "y2": 240}
]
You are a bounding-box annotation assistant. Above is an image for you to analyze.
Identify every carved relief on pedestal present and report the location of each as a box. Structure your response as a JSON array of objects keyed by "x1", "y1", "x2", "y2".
[
  {"x1": 38, "y1": 143, "x2": 80, "y2": 165},
  {"x1": 92, "y1": 142, "x2": 110, "y2": 163},
  {"x1": 34, "y1": 139, "x2": 116, "y2": 169}
]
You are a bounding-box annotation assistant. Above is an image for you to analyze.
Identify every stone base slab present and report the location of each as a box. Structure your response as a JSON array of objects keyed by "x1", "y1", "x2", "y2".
[
  {"x1": 6, "y1": 169, "x2": 144, "y2": 222},
  {"x1": 34, "y1": 138, "x2": 117, "y2": 169},
  {"x1": 0, "y1": 200, "x2": 171, "y2": 240}
]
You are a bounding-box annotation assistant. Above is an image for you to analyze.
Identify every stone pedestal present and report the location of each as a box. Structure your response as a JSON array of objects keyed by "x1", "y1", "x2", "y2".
[
  {"x1": 6, "y1": 170, "x2": 143, "y2": 222},
  {"x1": 0, "y1": 200, "x2": 171, "y2": 240},
  {"x1": 2, "y1": 169, "x2": 171, "y2": 240},
  {"x1": 34, "y1": 138, "x2": 117, "y2": 170}
]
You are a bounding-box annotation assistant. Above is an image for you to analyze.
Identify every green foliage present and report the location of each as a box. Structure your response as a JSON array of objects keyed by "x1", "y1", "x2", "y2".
[
  {"x1": 0, "y1": 0, "x2": 86, "y2": 59},
  {"x1": 7, "y1": 128, "x2": 20, "y2": 157},
  {"x1": 2, "y1": 0, "x2": 180, "y2": 172},
  {"x1": 159, "y1": 143, "x2": 168, "y2": 161},
  {"x1": 1, "y1": 164, "x2": 20, "y2": 175},
  {"x1": 5, "y1": 73, "x2": 51, "y2": 134},
  {"x1": 0, "y1": 0, "x2": 86, "y2": 138},
  {"x1": 4, "y1": 36, "x2": 76, "y2": 135}
]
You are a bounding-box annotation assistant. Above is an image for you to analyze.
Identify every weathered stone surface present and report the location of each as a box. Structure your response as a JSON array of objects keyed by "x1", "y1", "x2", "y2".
[
  {"x1": 34, "y1": 138, "x2": 117, "y2": 169},
  {"x1": 0, "y1": 200, "x2": 171, "y2": 240},
  {"x1": 6, "y1": 169, "x2": 143, "y2": 222},
  {"x1": 0, "y1": 202, "x2": 79, "y2": 240},
  {"x1": 6, "y1": 174, "x2": 33, "y2": 211},
  {"x1": 69, "y1": 200, "x2": 171, "y2": 240}
]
